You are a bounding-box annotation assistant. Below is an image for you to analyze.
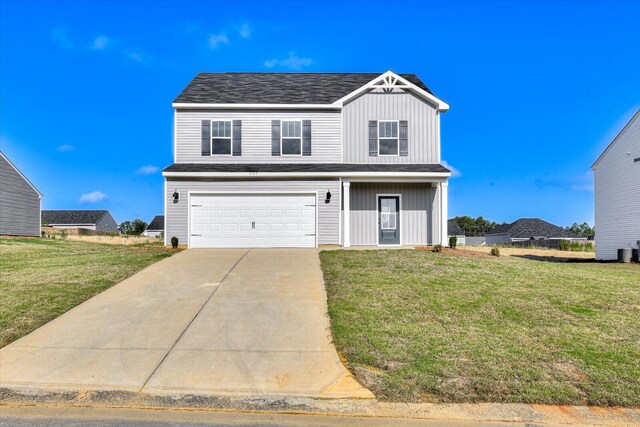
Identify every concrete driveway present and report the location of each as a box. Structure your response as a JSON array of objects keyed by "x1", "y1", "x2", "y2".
[{"x1": 0, "y1": 249, "x2": 372, "y2": 399}]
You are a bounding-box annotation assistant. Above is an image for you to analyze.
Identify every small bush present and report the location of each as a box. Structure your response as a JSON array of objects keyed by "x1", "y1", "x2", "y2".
[
  {"x1": 171, "y1": 236, "x2": 179, "y2": 249},
  {"x1": 558, "y1": 240, "x2": 570, "y2": 251},
  {"x1": 584, "y1": 242, "x2": 594, "y2": 252},
  {"x1": 59, "y1": 229, "x2": 68, "y2": 240},
  {"x1": 449, "y1": 236, "x2": 458, "y2": 249},
  {"x1": 433, "y1": 244, "x2": 442, "y2": 253},
  {"x1": 490, "y1": 247, "x2": 500, "y2": 257}
]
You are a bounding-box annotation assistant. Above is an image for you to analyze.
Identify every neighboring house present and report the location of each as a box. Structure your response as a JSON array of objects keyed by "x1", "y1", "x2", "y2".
[
  {"x1": 163, "y1": 71, "x2": 451, "y2": 248},
  {"x1": 143, "y1": 215, "x2": 164, "y2": 238},
  {"x1": 485, "y1": 218, "x2": 581, "y2": 245},
  {"x1": 0, "y1": 151, "x2": 43, "y2": 237},
  {"x1": 592, "y1": 109, "x2": 640, "y2": 260},
  {"x1": 42, "y1": 210, "x2": 119, "y2": 233},
  {"x1": 447, "y1": 219, "x2": 466, "y2": 246}
]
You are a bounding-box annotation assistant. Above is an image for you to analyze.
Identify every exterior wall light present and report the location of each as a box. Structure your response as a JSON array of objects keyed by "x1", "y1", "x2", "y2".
[
  {"x1": 325, "y1": 190, "x2": 332, "y2": 204},
  {"x1": 173, "y1": 190, "x2": 180, "y2": 201}
]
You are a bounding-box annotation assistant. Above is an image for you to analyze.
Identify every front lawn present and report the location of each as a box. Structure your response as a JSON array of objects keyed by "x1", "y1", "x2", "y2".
[
  {"x1": 0, "y1": 237, "x2": 175, "y2": 347},
  {"x1": 320, "y1": 249, "x2": 640, "y2": 406}
]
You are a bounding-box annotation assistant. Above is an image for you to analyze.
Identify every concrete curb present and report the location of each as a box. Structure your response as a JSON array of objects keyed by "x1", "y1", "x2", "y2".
[{"x1": 1, "y1": 388, "x2": 638, "y2": 426}]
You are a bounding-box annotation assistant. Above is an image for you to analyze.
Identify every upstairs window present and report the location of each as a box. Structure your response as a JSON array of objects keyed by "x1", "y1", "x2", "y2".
[
  {"x1": 211, "y1": 120, "x2": 232, "y2": 155},
  {"x1": 378, "y1": 121, "x2": 399, "y2": 156},
  {"x1": 281, "y1": 120, "x2": 302, "y2": 155}
]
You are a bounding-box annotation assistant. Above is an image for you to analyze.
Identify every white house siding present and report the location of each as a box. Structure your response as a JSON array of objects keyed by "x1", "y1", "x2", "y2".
[
  {"x1": 175, "y1": 110, "x2": 342, "y2": 163},
  {"x1": 347, "y1": 183, "x2": 438, "y2": 245},
  {"x1": 165, "y1": 178, "x2": 341, "y2": 247},
  {"x1": 342, "y1": 92, "x2": 439, "y2": 163},
  {"x1": 593, "y1": 111, "x2": 640, "y2": 260},
  {"x1": 0, "y1": 154, "x2": 41, "y2": 236}
]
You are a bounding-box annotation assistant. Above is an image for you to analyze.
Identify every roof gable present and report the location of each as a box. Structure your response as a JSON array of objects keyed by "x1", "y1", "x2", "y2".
[
  {"x1": 172, "y1": 71, "x2": 447, "y2": 110},
  {"x1": 0, "y1": 151, "x2": 43, "y2": 198},
  {"x1": 592, "y1": 109, "x2": 640, "y2": 169},
  {"x1": 42, "y1": 210, "x2": 108, "y2": 225},
  {"x1": 448, "y1": 219, "x2": 464, "y2": 236},
  {"x1": 146, "y1": 215, "x2": 164, "y2": 231}
]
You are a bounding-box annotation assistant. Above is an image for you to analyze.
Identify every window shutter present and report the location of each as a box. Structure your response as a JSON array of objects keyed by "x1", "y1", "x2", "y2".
[
  {"x1": 368, "y1": 120, "x2": 378, "y2": 156},
  {"x1": 399, "y1": 120, "x2": 408, "y2": 156},
  {"x1": 302, "y1": 120, "x2": 311, "y2": 156},
  {"x1": 232, "y1": 120, "x2": 242, "y2": 156},
  {"x1": 271, "y1": 120, "x2": 281, "y2": 156},
  {"x1": 201, "y1": 120, "x2": 211, "y2": 156}
]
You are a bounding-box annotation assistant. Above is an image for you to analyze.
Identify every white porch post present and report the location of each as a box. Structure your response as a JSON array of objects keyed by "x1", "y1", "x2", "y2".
[
  {"x1": 343, "y1": 179, "x2": 351, "y2": 247},
  {"x1": 440, "y1": 180, "x2": 449, "y2": 246}
]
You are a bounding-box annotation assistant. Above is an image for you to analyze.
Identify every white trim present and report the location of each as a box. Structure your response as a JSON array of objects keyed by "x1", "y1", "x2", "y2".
[
  {"x1": 186, "y1": 190, "x2": 319, "y2": 249},
  {"x1": 0, "y1": 151, "x2": 43, "y2": 198},
  {"x1": 338, "y1": 177, "x2": 343, "y2": 247},
  {"x1": 343, "y1": 180, "x2": 351, "y2": 247},
  {"x1": 376, "y1": 193, "x2": 402, "y2": 246},
  {"x1": 439, "y1": 181, "x2": 449, "y2": 246},
  {"x1": 173, "y1": 110, "x2": 177, "y2": 163},
  {"x1": 210, "y1": 120, "x2": 233, "y2": 156},
  {"x1": 163, "y1": 179, "x2": 167, "y2": 246},
  {"x1": 377, "y1": 120, "x2": 400, "y2": 157},
  {"x1": 332, "y1": 71, "x2": 450, "y2": 112},
  {"x1": 280, "y1": 120, "x2": 303, "y2": 156},
  {"x1": 592, "y1": 109, "x2": 640, "y2": 169},
  {"x1": 163, "y1": 171, "x2": 451, "y2": 179},
  {"x1": 173, "y1": 103, "x2": 340, "y2": 110}
]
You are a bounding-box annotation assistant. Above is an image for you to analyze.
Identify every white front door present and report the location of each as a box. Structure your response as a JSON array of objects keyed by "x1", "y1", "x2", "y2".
[{"x1": 189, "y1": 193, "x2": 316, "y2": 248}]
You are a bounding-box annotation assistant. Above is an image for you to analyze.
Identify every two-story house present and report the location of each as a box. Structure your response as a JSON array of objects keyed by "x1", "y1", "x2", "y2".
[{"x1": 163, "y1": 71, "x2": 451, "y2": 248}]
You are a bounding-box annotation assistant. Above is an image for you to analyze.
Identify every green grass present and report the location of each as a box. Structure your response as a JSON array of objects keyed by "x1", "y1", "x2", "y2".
[
  {"x1": 320, "y1": 249, "x2": 640, "y2": 406},
  {"x1": 0, "y1": 237, "x2": 175, "y2": 347}
]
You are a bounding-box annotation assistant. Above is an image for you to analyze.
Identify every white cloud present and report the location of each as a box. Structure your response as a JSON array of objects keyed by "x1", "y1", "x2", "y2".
[
  {"x1": 92, "y1": 35, "x2": 109, "y2": 50},
  {"x1": 56, "y1": 144, "x2": 74, "y2": 152},
  {"x1": 52, "y1": 27, "x2": 73, "y2": 49},
  {"x1": 79, "y1": 191, "x2": 107, "y2": 204},
  {"x1": 239, "y1": 23, "x2": 250, "y2": 38},
  {"x1": 124, "y1": 50, "x2": 145, "y2": 64},
  {"x1": 136, "y1": 165, "x2": 158, "y2": 175},
  {"x1": 441, "y1": 160, "x2": 462, "y2": 177},
  {"x1": 209, "y1": 34, "x2": 229, "y2": 49},
  {"x1": 264, "y1": 51, "x2": 313, "y2": 70}
]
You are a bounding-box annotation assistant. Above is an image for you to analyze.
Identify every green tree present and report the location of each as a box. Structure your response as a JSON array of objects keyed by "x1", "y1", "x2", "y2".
[
  {"x1": 119, "y1": 219, "x2": 147, "y2": 235},
  {"x1": 567, "y1": 222, "x2": 594, "y2": 237},
  {"x1": 452, "y1": 216, "x2": 501, "y2": 236}
]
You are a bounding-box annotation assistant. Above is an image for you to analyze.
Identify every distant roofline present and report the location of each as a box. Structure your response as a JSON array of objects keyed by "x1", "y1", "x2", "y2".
[{"x1": 0, "y1": 151, "x2": 43, "y2": 198}]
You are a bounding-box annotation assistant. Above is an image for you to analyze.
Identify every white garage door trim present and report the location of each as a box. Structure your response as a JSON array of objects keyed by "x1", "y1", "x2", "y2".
[{"x1": 187, "y1": 191, "x2": 318, "y2": 248}]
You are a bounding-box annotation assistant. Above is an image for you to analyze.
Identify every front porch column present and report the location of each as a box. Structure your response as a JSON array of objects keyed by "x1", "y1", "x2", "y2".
[
  {"x1": 343, "y1": 179, "x2": 351, "y2": 247},
  {"x1": 440, "y1": 181, "x2": 449, "y2": 246}
]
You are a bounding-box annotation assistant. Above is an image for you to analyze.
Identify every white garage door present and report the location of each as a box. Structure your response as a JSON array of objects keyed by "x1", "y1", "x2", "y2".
[{"x1": 190, "y1": 193, "x2": 316, "y2": 248}]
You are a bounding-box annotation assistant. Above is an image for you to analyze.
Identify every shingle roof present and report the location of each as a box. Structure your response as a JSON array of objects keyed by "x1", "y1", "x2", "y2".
[
  {"x1": 448, "y1": 219, "x2": 464, "y2": 236},
  {"x1": 146, "y1": 215, "x2": 164, "y2": 231},
  {"x1": 42, "y1": 210, "x2": 108, "y2": 225},
  {"x1": 487, "y1": 218, "x2": 578, "y2": 239},
  {"x1": 173, "y1": 72, "x2": 433, "y2": 104},
  {"x1": 163, "y1": 163, "x2": 450, "y2": 174}
]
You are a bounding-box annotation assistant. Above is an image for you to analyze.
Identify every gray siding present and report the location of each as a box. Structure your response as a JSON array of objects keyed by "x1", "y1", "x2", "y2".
[
  {"x1": 95, "y1": 212, "x2": 119, "y2": 233},
  {"x1": 165, "y1": 179, "x2": 341, "y2": 247},
  {"x1": 0, "y1": 155, "x2": 41, "y2": 236},
  {"x1": 485, "y1": 234, "x2": 512, "y2": 245},
  {"x1": 175, "y1": 110, "x2": 342, "y2": 163},
  {"x1": 593, "y1": 111, "x2": 640, "y2": 260},
  {"x1": 347, "y1": 183, "x2": 438, "y2": 245},
  {"x1": 343, "y1": 92, "x2": 439, "y2": 163}
]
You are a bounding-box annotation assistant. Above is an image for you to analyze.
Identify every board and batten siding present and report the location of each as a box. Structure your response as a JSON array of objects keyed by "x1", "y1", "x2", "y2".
[
  {"x1": 165, "y1": 179, "x2": 341, "y2": 246},
  {"x1": 175, "y1": 110, "x2": 342, "y2": 163},
  {"x1": 0, "y1": 154, "x2": 41, "y2": 236},
  {"x1": 343, "y1": 92, "x2": 439, "y2": 163},
  {"x1": 593, "y1": 111, "x2": 640, "y2": 260},
  {"x1": 347, "y1": 183, "x2": 439, "y2": 245}
]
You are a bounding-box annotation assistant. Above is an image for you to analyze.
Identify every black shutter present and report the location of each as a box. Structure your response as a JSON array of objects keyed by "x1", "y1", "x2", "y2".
[
  {"x1": 271, "y1": 120, "x2": 281, "y2": 156},
  {"x1": 232, "y1": 120, "x2": 242, "y2": 156},
  {"x1": 399, "y1": 120, "x2": 408, "y2": 156},
  {"x1": 368, "y1": 120, "x2": 378, "y2": 156},
  {"x1": 201, "y1": 120, "x2": 211, "y2": 156},
  {"x1": 302, "y1": 120, "x2": 311, "y2": 156}
]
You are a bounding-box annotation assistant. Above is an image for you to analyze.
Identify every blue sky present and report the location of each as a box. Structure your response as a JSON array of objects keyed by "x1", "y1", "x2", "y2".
[{"x1": 1, "y1": 0, "x2": 638, "y2": 227}]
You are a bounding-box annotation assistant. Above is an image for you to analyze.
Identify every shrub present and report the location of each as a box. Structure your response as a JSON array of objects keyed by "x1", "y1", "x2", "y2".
[
  {"x1": 171, "y1": 236, "x2": 179, "y2": 249},
  {"x1": 59, "y1": 229, "x2": 68, "y2": 240},
  {"x1": 490, "y1": 247, "x2": 500, "y2": 257},
  {"x1": 433, "y1": 244, "x2": 442, "y2": 253},
  {"x1": 570, "y1": 242, "x2": 583, "y2": 252},
  {"x1": 449, "y1": 236, "x2": 458, "y2": 249},
  {"x1": 584, "y1": 242, "x2": 595, "y2": 252},
  {"x1": 558, "y1": 240, "x2": 570, "y2": 251}
]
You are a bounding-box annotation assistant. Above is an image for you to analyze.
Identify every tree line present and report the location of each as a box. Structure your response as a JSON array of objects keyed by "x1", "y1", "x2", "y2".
[{"x1": 452, "y1": 216, "x2": 594, "y2": 237}]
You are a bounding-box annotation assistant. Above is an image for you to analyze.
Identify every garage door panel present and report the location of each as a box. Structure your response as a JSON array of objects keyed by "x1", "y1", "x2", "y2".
[{"x1": 190, "y1": 193, "x2": 316, "y2": 248}]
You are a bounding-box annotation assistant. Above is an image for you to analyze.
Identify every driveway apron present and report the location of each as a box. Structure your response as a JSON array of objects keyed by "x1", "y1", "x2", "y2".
[{"x1": 0, "y1": 249, "x2": 372, "y2": 399}]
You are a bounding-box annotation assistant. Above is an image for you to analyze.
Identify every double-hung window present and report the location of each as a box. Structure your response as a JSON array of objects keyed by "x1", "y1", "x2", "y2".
[
  {"x1": 281, "y1": 120, "x2": 302, "y2": 155},
  {"x1": 211, "y1": 120, "x2": 232, "y2": 155},
  {"x1": 378, "y1": 121, "x2": 399, "y2": 156}
]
